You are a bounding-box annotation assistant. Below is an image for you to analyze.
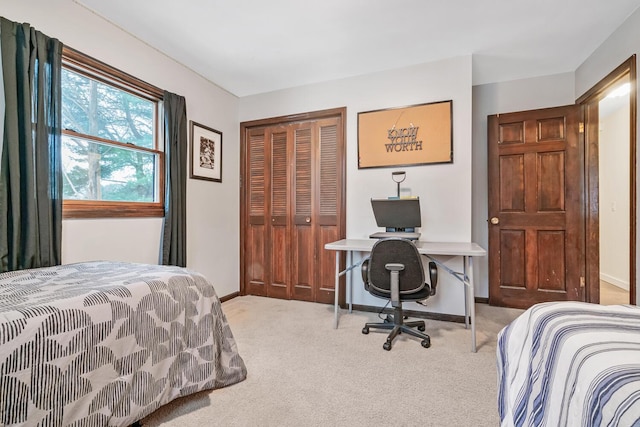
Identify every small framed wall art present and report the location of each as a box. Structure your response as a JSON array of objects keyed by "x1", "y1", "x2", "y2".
[
  {"x1": 357, "y1": 100, "x2": 453, "y2": 169},
  {"x1": 190, "y1": 121, "x2": 222, "y2": 182}
]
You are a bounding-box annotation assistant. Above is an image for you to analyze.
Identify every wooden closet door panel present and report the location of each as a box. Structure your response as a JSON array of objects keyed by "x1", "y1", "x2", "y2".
[
  {"x1": 291, "y1": 124, "x2": 315, "y2": 301},
  {"x1": 246, "y1": 130, "x2": 267, "y2": 296},
  {"x1": 268, "y1": 129, "x2": 289, "y2": 299},
  {"x1": 316, "y1": 119, "x2": 342, "y2": 304},
  {"x1": 241, "y1": 107, "x2": 346, "y2": 304}
]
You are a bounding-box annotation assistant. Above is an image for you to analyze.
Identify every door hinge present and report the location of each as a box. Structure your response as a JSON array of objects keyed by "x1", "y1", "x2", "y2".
[
  {"x1": 580, "y1": 276, "x2": 585, "y2": 288},
  {"x1": 579, "y1": 122, "x2": 584, "y2": 134}
]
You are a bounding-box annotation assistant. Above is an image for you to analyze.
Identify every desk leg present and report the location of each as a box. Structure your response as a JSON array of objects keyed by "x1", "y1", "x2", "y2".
[
  {"x1": 334, "y1": 251, "x2": 340, "y2": 329},
  {"x1": 463, "y1": 259, "x2": 470, "y2": 330},
  {"x1": 347, "y1": 250, "x2": 353, "y2": 313},
  {"x1": 466, "y1": 256, "x2": 477, "y2": 353}
]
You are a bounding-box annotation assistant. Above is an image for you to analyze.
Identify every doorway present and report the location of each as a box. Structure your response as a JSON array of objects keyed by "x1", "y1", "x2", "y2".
[
  {"x1": 598, "y1": 76, "x2": 631, "y2": 305},
  {"x1": 578, "y1": 55, "x2": 637, "y2": 306},
  {"x1": 487, "y1": 57, "x2": 637, "y2": 309}
]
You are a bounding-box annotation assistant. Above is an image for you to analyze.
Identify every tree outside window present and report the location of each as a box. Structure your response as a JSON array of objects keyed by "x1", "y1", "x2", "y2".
[{"x1": 61, "y1": 48, "x2": 164, "y2": 218}]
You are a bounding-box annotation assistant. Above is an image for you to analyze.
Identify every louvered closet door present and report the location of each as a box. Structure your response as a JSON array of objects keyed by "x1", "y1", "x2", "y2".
[
  {"x1": 245, "y1": 128, "x2": 268, "y2": 296},
  {"x1": 243, "y1": 111, "x2": 344, "y2": 304},
  {"x1": 245, "y1": 126, "x2": 290, "y2": 299},
  {"x1": 268, "y1": 127, "x2": 290, "y2": 299},
  {"x1": 315, "y1": 118, "x2": 342, "y2": 304},
  {"x1": 289, "y1": 118, "x2": 343, "y2": 303},
  {"x1": 291, "y1": 123, "x2": 314, "y2": 301}
]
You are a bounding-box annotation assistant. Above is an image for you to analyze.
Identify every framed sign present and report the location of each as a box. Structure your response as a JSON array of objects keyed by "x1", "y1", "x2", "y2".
[
  {"x1": 190, "y1": 121, "x2": 222, "y2": 182},
  {"x1": 357, "y1": 100, "x2": 453, "y2": 169}
]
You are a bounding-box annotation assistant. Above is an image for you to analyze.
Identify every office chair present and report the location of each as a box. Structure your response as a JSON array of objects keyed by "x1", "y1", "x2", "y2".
[{"x1": 360, "y1": 238, "x2": 438, "y2": 351}]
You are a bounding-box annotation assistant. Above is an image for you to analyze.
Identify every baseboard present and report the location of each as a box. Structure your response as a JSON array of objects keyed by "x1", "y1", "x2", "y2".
[
  {"x1": 600, "y1": 273, "x2": 630, "y2": 291},
  {"x1": 220, "y1": 292, "x2": 240, "y2": 303},
  {"x1": 349, "y1": 303, "x2": 467, "y2": 324},
  {"x1": 228, "y1": 294, "x2": 486, "y2": 321}
]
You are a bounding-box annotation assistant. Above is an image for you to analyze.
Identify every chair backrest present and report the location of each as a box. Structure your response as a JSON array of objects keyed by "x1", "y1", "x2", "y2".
[{"x1": 367, "y1": 238, "x2": 426, "y2": 296}]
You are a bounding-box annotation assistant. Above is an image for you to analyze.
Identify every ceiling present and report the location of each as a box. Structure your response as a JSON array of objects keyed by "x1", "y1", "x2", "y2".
[{"x1": 75, "y1": 0, "x2": 640, "y2": 97}]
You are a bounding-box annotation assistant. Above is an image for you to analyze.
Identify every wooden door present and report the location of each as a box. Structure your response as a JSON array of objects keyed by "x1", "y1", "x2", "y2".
[
  {"x1": 268, "y1": 127, "x2": 290, "y2": 299},
  {"x1": 488, "y1": 105, "x2": 585, "y2": 309},
  {"x1": 291, "y1": 123, "x2": 314, "y2": 301},
  {"x1": 241, "y1": 108, "x2": 345, "y2": 304},
  {"x1": 244, "y1": 126, "x2": 289, "y2": 298},
  {"x1": 290, "y1": 119, "x2": 342, "y2": 303}
]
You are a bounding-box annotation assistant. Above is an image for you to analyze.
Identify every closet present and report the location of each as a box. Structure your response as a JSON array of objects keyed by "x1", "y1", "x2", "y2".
[{"x1": 240, "y1": 108, "x2": 346, "y2": 304}]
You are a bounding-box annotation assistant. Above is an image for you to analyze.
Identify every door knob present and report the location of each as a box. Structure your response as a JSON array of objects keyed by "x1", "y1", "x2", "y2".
[
  {"x1": 490, "y1": 217, "x2": 500, "y2": 225},
  {"x1": 305, "y1": 217, "x2": 311, "y2": 223}
]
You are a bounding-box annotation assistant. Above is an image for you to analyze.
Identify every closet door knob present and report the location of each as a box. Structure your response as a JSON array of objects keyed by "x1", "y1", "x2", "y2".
[{"x1": 305, "y1": 217, "x2": 311, "y2": 223}]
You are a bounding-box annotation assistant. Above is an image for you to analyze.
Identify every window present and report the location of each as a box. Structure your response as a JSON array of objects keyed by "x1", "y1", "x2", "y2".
[{"x1": 61, "y1": 47, "x2": 164, "y2": 218}]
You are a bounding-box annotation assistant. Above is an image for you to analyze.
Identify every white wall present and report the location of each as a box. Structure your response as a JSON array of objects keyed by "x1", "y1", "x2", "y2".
[
  {"x1": 576, "y1": 6, "x2": 640, "y2": 304},
  {"x1": 2, "y1": 0, "x2": 242, "y2": 298},
  {"x1": 599, "y1": 100, "x2": 631, "y2": 289},
  {"x1": 240, "y1": 57, "x2": 473, "y2": 315},
  {"x1": 471, "y1": 72, "x2": 576, "y2": 297}
]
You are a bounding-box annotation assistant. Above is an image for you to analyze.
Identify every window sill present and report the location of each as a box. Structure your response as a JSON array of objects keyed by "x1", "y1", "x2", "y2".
[{"x1": 63, "y1": 201, "x2": 164, "y2": 219}]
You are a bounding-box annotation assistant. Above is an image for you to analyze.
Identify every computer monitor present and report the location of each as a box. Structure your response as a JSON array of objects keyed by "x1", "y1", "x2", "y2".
[{"x1": 370, "y1": 198, "x2": 421, "y2": 232}]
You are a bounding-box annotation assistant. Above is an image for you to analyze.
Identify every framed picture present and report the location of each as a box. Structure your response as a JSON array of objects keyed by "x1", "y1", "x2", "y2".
[
  {"x1": 190, "y1": 121, "x2": 222, "y2": 182},
  {"x1": 357, "y1": 100, "x2": 453, "y2": 169}
]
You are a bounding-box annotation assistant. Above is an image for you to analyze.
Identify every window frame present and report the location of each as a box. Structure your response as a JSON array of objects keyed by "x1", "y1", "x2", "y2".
[{"x1": 61, "y1": 47, "x2": 165, "y2": 219}]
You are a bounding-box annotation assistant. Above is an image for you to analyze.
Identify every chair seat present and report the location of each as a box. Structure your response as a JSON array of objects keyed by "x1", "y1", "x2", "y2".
[
  {"x1": 366, "y1": 283, "x2": 432, "y2": 301},
  {"x1": 361, "y1": 238, "x2": 437, "y2": 351}
]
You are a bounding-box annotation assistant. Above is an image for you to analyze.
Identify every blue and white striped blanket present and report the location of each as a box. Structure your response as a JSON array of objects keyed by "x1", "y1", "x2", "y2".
[{"x1": 497, "y1": 302, "x2": 640, "y2": 427}]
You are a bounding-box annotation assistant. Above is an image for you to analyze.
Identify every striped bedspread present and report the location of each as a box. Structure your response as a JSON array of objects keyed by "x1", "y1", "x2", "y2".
[{"x1": 497, "y1": 301, "x2": 640, "y2": 427}]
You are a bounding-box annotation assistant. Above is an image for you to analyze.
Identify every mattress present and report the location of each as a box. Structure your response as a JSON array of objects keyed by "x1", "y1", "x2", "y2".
[
  {"x1": 0, "y1": 261, "x2": 247, "y2": 426},
  {"x1": 497, "y1": 301, "x2": 640, "y2": 427}
]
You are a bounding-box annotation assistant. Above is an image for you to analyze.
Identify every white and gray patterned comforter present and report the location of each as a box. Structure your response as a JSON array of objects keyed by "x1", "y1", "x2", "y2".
[
  {"x1": 497, "y1": 301, "x2": 640, "y2": 427},
  {"x1": 0, "y1": 261, "x2": 247, "y2": 426}
]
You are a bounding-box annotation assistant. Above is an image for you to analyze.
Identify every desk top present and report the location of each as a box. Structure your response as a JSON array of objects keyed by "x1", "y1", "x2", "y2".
[{"x1": 324, "y1": 239, "x2": 486, "y2": 256}]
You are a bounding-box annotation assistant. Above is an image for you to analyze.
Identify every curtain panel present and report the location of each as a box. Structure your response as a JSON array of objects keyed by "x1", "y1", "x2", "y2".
[
  {"x1": 161, "y1": 91, "x2": 187, "y2": 267},
  {"x1": 0, "y1": 17, "x2": 62, "y2": 273},
  {"x1": 0, "y1": 25, "x2": 4, "y2": 168}
]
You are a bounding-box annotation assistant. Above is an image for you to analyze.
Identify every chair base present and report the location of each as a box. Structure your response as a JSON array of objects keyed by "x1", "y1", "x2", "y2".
[{"x1": 362, "y1": 306, "x2": 431, "y2": 351}]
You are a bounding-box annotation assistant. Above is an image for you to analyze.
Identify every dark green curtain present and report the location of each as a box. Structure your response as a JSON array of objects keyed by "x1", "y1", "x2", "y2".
[
  {"x1": 161, "y1": 91, "x2": 187, "y2": 267},
  {"x1": 0, "y1": 17, "x2": 62, "y2": 273}
]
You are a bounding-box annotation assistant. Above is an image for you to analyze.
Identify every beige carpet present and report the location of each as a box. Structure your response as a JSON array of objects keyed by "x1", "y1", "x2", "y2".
[{"x1": 141, "y1": 296, "x2": 523, "y2": 427}]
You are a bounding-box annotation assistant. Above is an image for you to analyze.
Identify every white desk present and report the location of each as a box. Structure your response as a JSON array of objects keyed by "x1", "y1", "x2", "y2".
[{"x1": 324, "y1": 239, "x2": 486, "y2": 352}]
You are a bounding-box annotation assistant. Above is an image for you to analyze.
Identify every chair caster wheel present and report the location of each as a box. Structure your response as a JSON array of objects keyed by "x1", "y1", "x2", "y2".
[
  {"x1": 383, "y1": 342, "x2": 392, "y2": 351},
  {"x1": 362, "y1": 327, "x2": 369, "y2": 334},
  {"x1": 421, "y1": 338, "x2": 431, "y2": 348},
  {"x1": 418, "y1": 325, "x2": 426, "y2": 332}
]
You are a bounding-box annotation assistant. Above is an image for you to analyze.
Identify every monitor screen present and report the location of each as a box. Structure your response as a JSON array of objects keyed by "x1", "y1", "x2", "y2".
[{"x1": 370, "y1": 198, "x2": 421, "y2": 230}]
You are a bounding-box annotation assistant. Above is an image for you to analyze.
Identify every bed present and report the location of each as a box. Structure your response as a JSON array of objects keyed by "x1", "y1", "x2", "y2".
[
  {"x1": 0, "y1": 261, "x2": 247, "y2": 426},
  {"x1": 497, "y1": 301, "x2": 640, "y2": 427}
]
